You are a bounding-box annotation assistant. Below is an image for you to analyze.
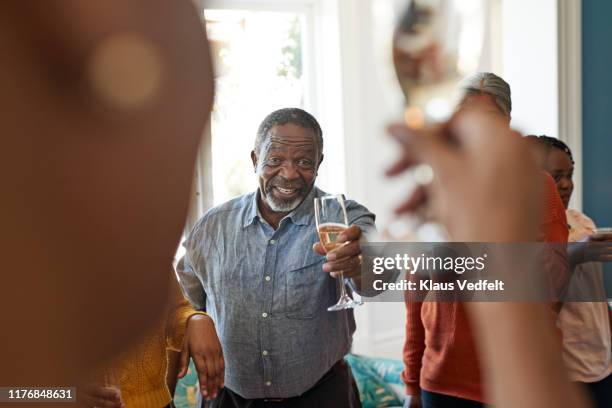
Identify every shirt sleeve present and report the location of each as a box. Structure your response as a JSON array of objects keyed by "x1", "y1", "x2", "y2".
[
  {"x1": 401, "y1": 299, "x2": 425, "y2": 396},
  {"x1": 175, "y1": 222, "x2": 208, "y2": 311},
  {"x1": 165, "y1": 296, "x2": 200, "y2": 352},
  {"x1": 345, "y1": 199, "x2": 376, "y2": 235},
  {"x1": 344, "y1": 199, "x2": 382, "y2": 297},
  {"x1": 566, "y1": 209, "x2": 597, "y2": 242}
]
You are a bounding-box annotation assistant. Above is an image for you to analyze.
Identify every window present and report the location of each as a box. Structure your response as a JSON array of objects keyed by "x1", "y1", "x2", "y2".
[
  {"x1": 177, "y1": 0, "x2": 346, "y2": 262},
  {"x1": 205, "y1": 8, "x2": 311, "y2": 205}
]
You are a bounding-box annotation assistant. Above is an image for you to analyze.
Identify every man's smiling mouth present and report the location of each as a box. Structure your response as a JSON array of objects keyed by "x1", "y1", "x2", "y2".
[{"x1": 275, "y1": 187, "x2": 299, "y2": 196}]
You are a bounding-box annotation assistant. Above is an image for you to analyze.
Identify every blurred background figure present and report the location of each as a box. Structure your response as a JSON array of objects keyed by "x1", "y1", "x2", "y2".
[
  {"x1": 456, "y1": 72, "x2": 512, "y2": 125},
  {"x1": 527, "y1": 135, "x2": 612, "y2": 408},
  {"x1": 399, "y1": 72, "x2": 569, "y2": 408}
]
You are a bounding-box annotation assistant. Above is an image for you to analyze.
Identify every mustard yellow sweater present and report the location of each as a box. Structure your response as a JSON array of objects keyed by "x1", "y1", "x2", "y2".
[{"x1": 113, "y1": 298, "x2": 198, "y2": 408}]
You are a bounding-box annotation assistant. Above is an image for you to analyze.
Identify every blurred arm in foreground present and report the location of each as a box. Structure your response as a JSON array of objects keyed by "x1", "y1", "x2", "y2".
[
  {"x1": 387, "y1": 110, "x2": 591, "y2": 408},
  {"x1": 0, "y1": 0, "x2": 214, "y2": 384}
]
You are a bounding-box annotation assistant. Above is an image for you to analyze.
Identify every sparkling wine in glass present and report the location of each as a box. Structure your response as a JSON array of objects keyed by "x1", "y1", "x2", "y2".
[{"x1": 314, "y1": 194, "x2": 363, "y2": 311}]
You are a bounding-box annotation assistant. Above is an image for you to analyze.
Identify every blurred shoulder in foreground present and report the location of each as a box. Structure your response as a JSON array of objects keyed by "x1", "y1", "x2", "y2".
[{"x1": 0, "y1": 0, "x2": 214, "y2": 384}]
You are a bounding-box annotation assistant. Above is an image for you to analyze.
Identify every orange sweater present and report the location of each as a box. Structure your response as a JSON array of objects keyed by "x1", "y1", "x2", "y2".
[{"x1": 401, "y1": 172, "x2": 569, "y2": 403}]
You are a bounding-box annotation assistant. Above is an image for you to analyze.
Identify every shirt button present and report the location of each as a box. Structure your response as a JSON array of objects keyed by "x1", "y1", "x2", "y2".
[
  {"x1": 269, "y1": 239, "x2": 277, "y2": 245},
  {"x1": 262, "y1": 312, "x2": 268, "y2": 318},
  {"x1": 265, "y1": 381, "x2": 272, "y2": 386},
  {"x1": 265, "y1": 276, "x2": 271, "y2": 282},
  {"x1": 262, "y1": 350, "x2": 268, "y2": 356}
]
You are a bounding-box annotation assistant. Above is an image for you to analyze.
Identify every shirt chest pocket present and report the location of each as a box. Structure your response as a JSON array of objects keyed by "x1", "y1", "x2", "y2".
[{"x1": 285, "y1": 253, "x2": 326, "y2": 320}]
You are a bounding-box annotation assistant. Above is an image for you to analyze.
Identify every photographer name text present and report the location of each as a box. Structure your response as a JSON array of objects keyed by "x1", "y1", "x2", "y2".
[{"x1": 372, "y1": 279, "x2": 505, "y2": 292}]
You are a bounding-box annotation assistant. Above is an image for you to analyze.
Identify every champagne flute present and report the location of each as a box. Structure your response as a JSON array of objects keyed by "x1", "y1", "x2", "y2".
[
  {"x1": 315, "y1": 194, "x2": 364, "y2": 311},
  {"x1": 384, "y1": 0, "x2": 486, "y2": 242},
  {"x1": 393, "y1": 0, "x2": 486, "y2": 125}
]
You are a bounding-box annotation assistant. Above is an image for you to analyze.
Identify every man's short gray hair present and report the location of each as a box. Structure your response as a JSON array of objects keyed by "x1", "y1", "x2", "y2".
[
  {"x1": 254, "y1": 108, "x2": 323, "y2": 158},
  {"x1": 460, "y1": 72, "x2": 512, "y2": 117}
]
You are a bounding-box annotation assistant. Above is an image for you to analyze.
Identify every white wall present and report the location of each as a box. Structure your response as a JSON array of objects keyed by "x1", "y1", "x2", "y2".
[{"x1": 501, "y1": 0, "x2": 559, "y2": 136}]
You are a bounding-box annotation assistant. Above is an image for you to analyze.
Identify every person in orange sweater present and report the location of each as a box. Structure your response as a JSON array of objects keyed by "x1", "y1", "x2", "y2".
[
  {"x1": 79, "y1": 278, "x2": 211, "y2": 408},
  {"x1": 528, "y1": 135, "x2": 612, "y2": 408},
  {"x1": 400, "y1": 73, "x2": 569, "y2": 408}
]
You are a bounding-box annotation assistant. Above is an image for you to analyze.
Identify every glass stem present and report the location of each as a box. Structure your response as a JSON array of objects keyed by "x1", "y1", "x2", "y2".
[{"x1": 337, "y1": 271, "x2": 348, "y2": 298}]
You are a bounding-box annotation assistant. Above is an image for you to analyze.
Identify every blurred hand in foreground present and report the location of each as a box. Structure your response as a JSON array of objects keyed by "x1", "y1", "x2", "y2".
[
  {"x1": 78, "y1": 383, "x2": 124, "y2": 408},
  {"x1": 387, "y1": 111, "x2": 540, "y2": 242},
  {"x1": 388, "y1": 112, "x2": 590, "y2": 408}
]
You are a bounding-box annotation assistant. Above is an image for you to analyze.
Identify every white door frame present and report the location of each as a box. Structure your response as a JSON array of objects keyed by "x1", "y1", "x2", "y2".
[{"x1": 558, "y1": 0, "x2": 583, "y2": 210}]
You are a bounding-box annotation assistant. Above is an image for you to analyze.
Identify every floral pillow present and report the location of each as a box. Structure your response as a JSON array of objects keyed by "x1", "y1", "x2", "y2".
[
  {"x1": 345, "y1": 354, "x2": 405, "y2": 408},
  {"x1": 174, "y1": 360, "x2": 199, "y2": 408},
  {"x1": 175, "y1": 355, "x2": 406, "y2": 408}
]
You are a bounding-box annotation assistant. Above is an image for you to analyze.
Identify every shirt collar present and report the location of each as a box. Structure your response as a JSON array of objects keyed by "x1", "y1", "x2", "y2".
[
  {"x1": 242, "y1": 187, "x2": 317, "y2": 229},
  {"x1": 243, "y1": 192, "x2": 259, "y2": 228}
]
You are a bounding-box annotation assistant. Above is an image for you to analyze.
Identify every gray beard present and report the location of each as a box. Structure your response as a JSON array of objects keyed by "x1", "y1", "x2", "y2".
[{"x1": 263, "y1": 185, "x2": 305, "y2": 213}]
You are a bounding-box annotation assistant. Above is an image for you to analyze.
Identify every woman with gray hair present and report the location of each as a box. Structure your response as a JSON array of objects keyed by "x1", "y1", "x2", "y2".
[
  {"x1": 402, "y1": 71, "x2": 515, "y2": 408},
  {"x1": 457, "y1": 72, "x2": 512, "y2": 125}
]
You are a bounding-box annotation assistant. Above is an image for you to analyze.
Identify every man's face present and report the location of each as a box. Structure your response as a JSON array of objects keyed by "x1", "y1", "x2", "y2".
[
  {"x1": 252, "y1": 123, "x2": 322, "y2": 213},
  {"x1": 544, "y1": 149, "x2": 574, "y2": 208}
]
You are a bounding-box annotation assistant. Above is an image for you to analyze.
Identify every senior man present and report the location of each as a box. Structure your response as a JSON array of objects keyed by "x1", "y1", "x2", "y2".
[{"x1": 176, "y1": 108, "x2": 375, "y2": 407}]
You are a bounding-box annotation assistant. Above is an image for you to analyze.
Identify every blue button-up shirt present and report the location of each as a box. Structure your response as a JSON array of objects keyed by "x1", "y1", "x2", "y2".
[{"x1": 176, "y1": 187, "x2": 375, "y2": 399}]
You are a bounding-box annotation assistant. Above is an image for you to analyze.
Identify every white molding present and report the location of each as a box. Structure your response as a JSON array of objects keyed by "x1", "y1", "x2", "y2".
[
  {"x1": 558, "y1": 0, "x2": 583, "y2": 211},
  {"x1": 309, "y1": 0, "x2": 348, "y2": 194},
  {"x1": 195, "y1": 0, "x2": 315, "y2": 13},
  {"x1": 502, "y1": 0, "x2": 559, "y2": 136},
  {"x1": 335, "y1": 0, "x2": 369, "y2": 203},
  {"x1": 185, "y1": 121, "x2": 213, "y2": 236},
  {"x1": 489, "y1": 0, "x2": 504, "y2": 73}
]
